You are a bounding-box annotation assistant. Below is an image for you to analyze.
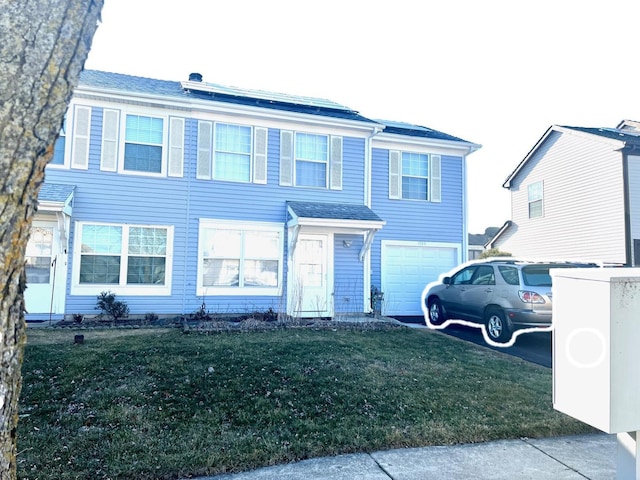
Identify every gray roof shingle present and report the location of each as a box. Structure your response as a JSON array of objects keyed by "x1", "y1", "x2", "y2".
[
  {"x1": 287, "y1": 201, "x2": 383, "y2": 222},
  {"x1": 38, "y1": 183, "x2": 75, "y2": 203}
]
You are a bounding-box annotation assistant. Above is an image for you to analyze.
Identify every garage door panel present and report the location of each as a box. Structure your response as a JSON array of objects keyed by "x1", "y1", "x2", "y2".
[{"x1": 382, "y1": 243, "x2": 458, "y2": 316}]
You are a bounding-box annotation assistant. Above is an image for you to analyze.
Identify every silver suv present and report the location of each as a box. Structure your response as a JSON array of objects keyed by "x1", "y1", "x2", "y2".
[{"x1": 424, "y1": 259, "x2": 596, "y2": 343}]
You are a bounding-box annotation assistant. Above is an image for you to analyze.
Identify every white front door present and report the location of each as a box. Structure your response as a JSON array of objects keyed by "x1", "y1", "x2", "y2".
[
  {"x1": 25, "y1": 221, "x2": 60, "y2": 314},
  {"x1": 292, "y1": 234, "x2": 332, "y2": 317}
]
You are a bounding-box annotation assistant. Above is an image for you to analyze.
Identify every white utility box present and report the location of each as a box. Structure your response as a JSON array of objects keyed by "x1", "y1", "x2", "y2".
[{"x1": 552, "y1": 267, "x2": 640, "y2": 434}]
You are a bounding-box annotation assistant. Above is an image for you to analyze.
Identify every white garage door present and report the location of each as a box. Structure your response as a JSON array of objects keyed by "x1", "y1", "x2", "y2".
[{"x1": 381, "y1": 242, "x2": 459, "y2": 316}]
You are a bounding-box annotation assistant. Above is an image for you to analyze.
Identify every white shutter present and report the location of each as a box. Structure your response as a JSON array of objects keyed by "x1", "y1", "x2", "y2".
[
  {"x1": 168, "y1": 117, "x2": 184, "y2": 177},
  {"x1": 197, "y1": 121, "x2": 212, "y2": 180},
  {"x1": 280, "y1": 130, "x2": 293, "y2": 186},
  {"x1": 253, "y1": 127, "x2": 268, "y2": 184},
  {"x1": 71, "y1": 105, "x2": 91, "y2": 169},
  {"x1": 430, "y1": 154, "x2": 441, "y2": 203},
  {"x1": 100, "y1": 109, "x2": 119, "y2": 171},
  {"x1": 329, "y1": 135, "x2": 343, "y2": 190},
  {"x1": 389, "y1": 150, "x2": 401, "y2": 199}
]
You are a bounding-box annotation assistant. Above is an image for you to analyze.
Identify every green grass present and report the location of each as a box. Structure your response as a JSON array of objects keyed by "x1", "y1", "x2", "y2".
[{"x1": 17, "y1": 327, "x2": 594, "y2": 479}]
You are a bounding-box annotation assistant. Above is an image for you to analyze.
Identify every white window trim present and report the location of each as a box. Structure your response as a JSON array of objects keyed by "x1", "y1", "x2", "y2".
[
  {"x1": 197, "y1": 121, "x2": 268, "y2": 184},
  {"x1": 71, "y1": 221, "x2": 174, "y2": 296},
  {"x1": 197, "y1": 219, "x2": 283, "y2": 297},
  {"x1": 47, "y1": 113, "x2": 71, "y2": 169},
  {"x1": 528, "y1": 180, "x2": 544, "y2": 218},
  {"x1": 389, "y1": 150, "x2": 441, "y2": 202},
  {"x1": 294, "y1": 132, "x2": 329, "y2": 189},
  {"x1": 118, "y1": 112, "x2": 169, "y2": 178}
]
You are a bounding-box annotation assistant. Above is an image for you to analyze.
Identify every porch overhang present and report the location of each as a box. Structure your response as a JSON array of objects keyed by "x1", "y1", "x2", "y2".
[
  {"x1": 286, "y1": 201, "x2": 385, "y2": 261},
  {"x1": 37, "y1": 183, "x2": 75, "y2": 215},
  {"x1": 37, "y1": 183, "x2": 75, "y2": 251}
]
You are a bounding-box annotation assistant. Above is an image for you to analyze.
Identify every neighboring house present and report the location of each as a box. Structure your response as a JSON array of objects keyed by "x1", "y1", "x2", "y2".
[
  {"x1": 26, "y1": 70, "x2": 479, "y2": 321},
  {"x1": 487, "y1": 120, "x2": 640, "y2": 266}
]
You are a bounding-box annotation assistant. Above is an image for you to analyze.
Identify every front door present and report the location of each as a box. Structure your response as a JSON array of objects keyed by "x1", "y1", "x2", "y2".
[
  {"x1": 293, "y1": 234, "x2": 332, "y2": 317},
  {"x1": 24, "y1": 222, "x2": 59, "y2": 314}
]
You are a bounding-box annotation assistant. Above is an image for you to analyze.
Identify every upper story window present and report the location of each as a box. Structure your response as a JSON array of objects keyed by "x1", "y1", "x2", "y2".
[
  {"x1": 197, "y1": 121, "x2": 267, "y2": 184},
  {"x1": 215, "y1": 123, "x2": 252, "y2": 182},
  {"x1": 72, "y1": 222, "x2": 173, "y2": 296},
  {"x1": 295, "y1": 133, "x2": 328, "y2": 187},
  {"x1": 197, "y1": 220, "x2": 282, "y2": 296},
  {"x1": 124, "y1": 115, "x2": 164, "y2": 173},
  {"x1": 401, "y1": 152, "x2": 428, "y2": 200},
  {"x1": 97, "y1": 109, "x2": 184, "y2": 177},
  {"x1": 50, "y1": 116, "x2": 67, "y2": 166},
  {"x1": 528, "y1": 181, "x2": 543, "y2": 218},
  {"x1": 389, "y1": 150, "x2": 441, "y2": 202},
  {"x1": 279, "y1": 130, "x2": 342, "y2": 190}
]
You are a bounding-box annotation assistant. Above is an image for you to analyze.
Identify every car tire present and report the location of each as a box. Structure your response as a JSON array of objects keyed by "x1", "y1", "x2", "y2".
[
  {"x1": 428, "y1": 298, "x2": 446, "y2": 326},
  {"x1": 484, "y1": 308, "x2": 512, "y2": 344}
]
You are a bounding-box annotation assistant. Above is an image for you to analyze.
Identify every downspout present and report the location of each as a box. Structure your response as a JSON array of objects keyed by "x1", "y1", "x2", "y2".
[{"x1": 363, "y1": 126, "x2": 383, "y2": 313}]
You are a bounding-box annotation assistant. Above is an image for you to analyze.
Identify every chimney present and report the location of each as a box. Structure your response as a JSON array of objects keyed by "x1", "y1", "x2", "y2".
[{"x1": 188, "y1": 72, "x2": 203, "y2": 82}]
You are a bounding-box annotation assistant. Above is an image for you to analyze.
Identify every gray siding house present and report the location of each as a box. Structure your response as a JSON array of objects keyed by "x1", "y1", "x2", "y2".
[{"x1": 488, "y1": 120, "x2": 640, "y2": 266}]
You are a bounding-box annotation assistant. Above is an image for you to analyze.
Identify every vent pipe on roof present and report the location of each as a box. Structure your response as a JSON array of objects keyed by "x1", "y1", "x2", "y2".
[{"x1": 188, "y1": 72, "x2": 203, "y2": 82}]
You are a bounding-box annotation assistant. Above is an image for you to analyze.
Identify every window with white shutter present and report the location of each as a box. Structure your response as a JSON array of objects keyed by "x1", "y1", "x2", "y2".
[
  {"x1": 329, "y1": 136, "x2": 343, "y2": 190},
  {"x1": 100, "y1": 109, "x2": 119, "y2": 171},
  {"x1": 196, "y1": 121, "x2": 212, "y2": 180},
  {"x1": 280, "y1": 130, "x2": 293, "y2": 186},
  {"x1": 253, "y1": 127, "x2": 268, "y2": 184},
  {"x1": 430, "y1": 154, "x2": 441, "y2": 203},
  {"x1": 388, "y1": 150, "x2": 401, "y2": 199},
  {"x1": 168, "y1": 117, "x2": 184, "y2": 177},
  {"x1": 71, "y1": 105, "x2": 91, "y2": 169}
]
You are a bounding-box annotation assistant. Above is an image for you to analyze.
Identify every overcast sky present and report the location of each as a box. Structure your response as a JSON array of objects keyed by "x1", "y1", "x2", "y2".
[{"x1": 84, "y1": 0, "x2": 640, "y2": 233}]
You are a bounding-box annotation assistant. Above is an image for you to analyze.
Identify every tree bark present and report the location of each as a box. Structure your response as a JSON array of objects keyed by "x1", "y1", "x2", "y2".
[{"x1": 0, "y1": 1, "x2": 103, "y2": 478}]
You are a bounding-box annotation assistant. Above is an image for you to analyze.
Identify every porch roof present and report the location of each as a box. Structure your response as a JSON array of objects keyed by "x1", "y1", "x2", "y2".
[
  {"x1": 287, "y1": 201, "x2": 384, "y2": 226},
  {"x1": 286, "y1": 201, "x2": 385, "y2": 262},
  {"x1": 37, "y1": 183, "x2": 75, "y2": 215}
]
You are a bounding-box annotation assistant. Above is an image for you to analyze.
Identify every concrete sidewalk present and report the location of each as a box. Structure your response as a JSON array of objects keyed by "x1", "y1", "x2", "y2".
[{"x1": 194, "y1": 433, "x2": 616, "y2": 480}]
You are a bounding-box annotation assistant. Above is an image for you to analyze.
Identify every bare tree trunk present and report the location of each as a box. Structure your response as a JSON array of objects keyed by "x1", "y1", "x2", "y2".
[{"x1": 0, "y1": 1, "x2": 103, "y2": 477}]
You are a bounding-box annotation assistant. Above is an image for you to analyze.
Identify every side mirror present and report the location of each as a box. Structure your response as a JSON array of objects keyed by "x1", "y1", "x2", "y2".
[{"x1": 443, "y1": 276, "x2": 452, "y2": 285}]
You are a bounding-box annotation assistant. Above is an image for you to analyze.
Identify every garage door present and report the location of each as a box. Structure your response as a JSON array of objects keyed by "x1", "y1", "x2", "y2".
[{"x1": 381, "y1": 242, "x2": 459, "y2": 316}]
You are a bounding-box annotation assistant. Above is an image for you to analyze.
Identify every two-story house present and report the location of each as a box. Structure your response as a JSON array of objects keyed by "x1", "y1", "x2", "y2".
[
  {"x1": 26, "y1": 70, "x2": 479, "y2": 321},
  {"x1": 487, "y1": 120, "x2": 640, "y2": 266}
]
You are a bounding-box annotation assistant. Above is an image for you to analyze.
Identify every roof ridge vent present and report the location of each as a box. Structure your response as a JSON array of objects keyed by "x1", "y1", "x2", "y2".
[{"x1": 188, "y1": 72, "x2": 203, "y2": 82}]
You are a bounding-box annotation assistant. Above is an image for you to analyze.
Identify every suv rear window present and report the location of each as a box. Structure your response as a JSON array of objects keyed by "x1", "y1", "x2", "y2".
[
  {"x1": 521, "y1": 266, "x2": 553, "y2": 286},
  {"x1": 498, "y1": 266, "x2": 519, "y2": 285}
]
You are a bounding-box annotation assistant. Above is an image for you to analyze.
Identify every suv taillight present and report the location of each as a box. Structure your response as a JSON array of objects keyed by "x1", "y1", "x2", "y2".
[{"x1": 518, "y1": 291, "x2": 546, "y2": 304}]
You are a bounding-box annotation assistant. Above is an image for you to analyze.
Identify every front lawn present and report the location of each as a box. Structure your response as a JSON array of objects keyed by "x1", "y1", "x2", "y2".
[{"x1": 17, "y1": 326, "x2": 594, "y2": 479}]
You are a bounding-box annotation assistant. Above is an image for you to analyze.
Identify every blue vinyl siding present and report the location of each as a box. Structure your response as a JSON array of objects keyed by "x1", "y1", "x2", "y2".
[
  {"x1": 333, "y1": 234, "x2": 364, "y2": 314},
  {"x1": 369, "y1": 147, "x2": 464, "y2": 287},
  {"x1": 45, "y1": 114, "x2": 369, "y2": 316}
]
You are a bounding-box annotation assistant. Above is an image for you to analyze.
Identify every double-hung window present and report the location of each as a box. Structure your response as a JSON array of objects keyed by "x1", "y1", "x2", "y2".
[
  {"x1": 295, "y1": 133, "x2": 328, "y2": 187},
  {"x1": 401, "y1": 152, "x2": 429, "y2": 200},
  {"x1": 215, "y1": 123, "x2": 252, "y2": 182},
  {"x1": 389, "y1": 150, "x2": 441, "y2": 201},
  {"x1": 528, "y1": 181, "x2": 543, "y2": 218},
  {"x1": 124, "y1": 115, "x2": 164, "y2": 174},
  {"x1": 50, "y1": 116, "x2": 67, "y2": 166},
  {"x1": 196, "y1": 121, "x2": 267, "y2": 184},
  {"x1": 73, "y1": 222, "x2": 173, "y2": 295},
  {"x1": 198, "y1": 220, "x2": 282, "y2": 296}
]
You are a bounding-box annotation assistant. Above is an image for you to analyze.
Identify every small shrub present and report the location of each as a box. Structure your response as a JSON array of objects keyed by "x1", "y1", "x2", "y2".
[
  {"x1": 480, "y1": 248, "x2": 512, "y2": 259},
  {"x1": 144, "y1": 312, "x2": 159, "y2": 324},
  {"x1": 191, "y1": 300, "x2": 211, "y2": 322},
  {"x1": 96, "y1": 291, "x2": 129, "y2": 322},
  {"x1": 72, "y1": 313, "x2": 84, "y2": 324}
]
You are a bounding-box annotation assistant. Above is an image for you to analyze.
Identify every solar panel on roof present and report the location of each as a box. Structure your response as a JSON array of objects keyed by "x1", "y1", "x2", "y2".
[{"x1": 181, "y1": 80, "x2": 354, "y2": 112}]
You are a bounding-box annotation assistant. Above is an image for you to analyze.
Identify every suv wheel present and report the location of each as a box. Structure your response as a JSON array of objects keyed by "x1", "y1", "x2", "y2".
[
  {"x1": 484, "y1": 308, "x2": 512, "y2": 343},
  {"x1": 428, "y1": 298, "x2": 445, "y2": 326}
]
